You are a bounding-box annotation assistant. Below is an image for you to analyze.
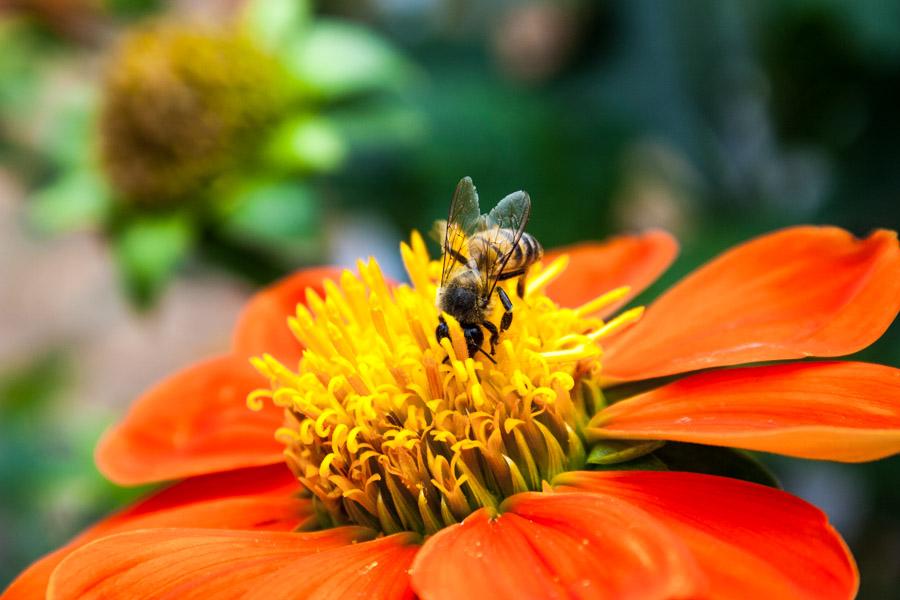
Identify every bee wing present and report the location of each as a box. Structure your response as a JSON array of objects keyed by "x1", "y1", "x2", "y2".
[
  {"x1": 480, "y1": 190, "x2": 532, "y2": 298},
  {"x1": 441, "y1": 177, "x2": 482, "y2": 286}
]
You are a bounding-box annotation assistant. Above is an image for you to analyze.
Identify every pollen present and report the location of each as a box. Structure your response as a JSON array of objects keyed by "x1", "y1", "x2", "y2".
[{"x1": 249, "y1": 232, "x2": 637, "y2": 535}]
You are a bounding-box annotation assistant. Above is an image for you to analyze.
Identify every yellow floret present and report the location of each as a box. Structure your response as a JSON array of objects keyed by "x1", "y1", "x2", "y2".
[{"x1": 250, "y1": 231, "x2": 637, "y2": 534}]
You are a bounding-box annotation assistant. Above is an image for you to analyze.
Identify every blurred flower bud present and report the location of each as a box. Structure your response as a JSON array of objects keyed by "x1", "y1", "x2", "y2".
[
  {"x1": 612, "y1": 141, "x2": 700, "y2": 237},
  {"x1": 99, "y1": 23, "x2": 289, "y2": 206},
  {"x1": 492, "y1": 3, "x2": 578, "y2": 83}
]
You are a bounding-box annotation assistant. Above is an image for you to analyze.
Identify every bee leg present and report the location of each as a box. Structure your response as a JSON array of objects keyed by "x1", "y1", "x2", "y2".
[
  {"x1": 436, "y1": 315, "x2": 451, "y2": 344},
  {"x1": 436, "y1": 315, "x2": 452, "y2": 364},
  {"x1": 497, "y1": 287, "x2": 514, "y2": 332},
  {"x1": 482, "y1": 321, "x2": 500, "y2": 355},
  {"x1": 495, "y1": 268, "x2": 529, "y2": 298}
]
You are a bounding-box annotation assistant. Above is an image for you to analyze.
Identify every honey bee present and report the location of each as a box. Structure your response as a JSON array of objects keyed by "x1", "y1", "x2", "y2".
[{"x1": 435, "y1": 177, "x2": 543, "y2": 361}]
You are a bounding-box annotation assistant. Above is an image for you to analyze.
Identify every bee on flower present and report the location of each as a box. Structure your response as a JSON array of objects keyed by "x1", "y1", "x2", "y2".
[
  {"x1": 5, "y1": 178, "x2": 900, "y2": 600},
  {"x1": 434, "y1": 176, "x2": 544, "y2": 360}
]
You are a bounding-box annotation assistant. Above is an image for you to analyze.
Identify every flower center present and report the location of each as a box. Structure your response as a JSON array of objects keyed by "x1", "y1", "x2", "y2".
[{"x1": 249, "y1": 232, "x2": 643, "y2": 535}]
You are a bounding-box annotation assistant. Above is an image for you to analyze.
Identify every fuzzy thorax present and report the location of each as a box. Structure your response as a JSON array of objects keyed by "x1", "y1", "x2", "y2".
[{"x1": 249, "y1": 232, "x2": 643, "y2": 535}]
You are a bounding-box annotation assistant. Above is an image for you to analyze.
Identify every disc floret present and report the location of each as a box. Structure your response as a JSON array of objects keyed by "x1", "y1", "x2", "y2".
[{"x1": 249, "y1": 232, "x2": 642, "y2": 535}]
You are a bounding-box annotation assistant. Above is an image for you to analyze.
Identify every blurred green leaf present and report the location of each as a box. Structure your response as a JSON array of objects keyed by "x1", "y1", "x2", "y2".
[
  {"x1": 241, "y1": 0, "x2": 311, "y2": 52},
  {"x1": 0, "y1": 352, "x2": 69, "y2": 419},
  {"x1": 29, "y1": 169, "x2": 111, "y2": 233},
  {"x1": 283, "y1": 20, "x2": 414, "y2": 100},
  {"x1": 329, "y1": 102, "x2": 427, "y2": 149},
  {"x1": 113, "y1": 213, "x2": 194, "y2": 307},
  {"x1": 41, "y1": 90, "x2": 97, "y2": 168},
  {"x1": 266, "y1": 116, "x2": 347, "y2": 173},
  {"x1": 0, "y1": 20, "x2": 49, "y2": 118},
  {"x1": 219, "y1": 180, "x2": 320, "y2": 251},
  {"x1": 0, "y1": 378, "x2": 149, "y2": 587},
  {"x1": 101, "y1": 0, "x2": 163, "y2": 17}
]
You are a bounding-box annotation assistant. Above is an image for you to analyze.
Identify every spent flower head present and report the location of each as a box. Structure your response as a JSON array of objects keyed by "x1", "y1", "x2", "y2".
[{"x1": 99, "y1": 22, "x2": 289, "y2": 205}]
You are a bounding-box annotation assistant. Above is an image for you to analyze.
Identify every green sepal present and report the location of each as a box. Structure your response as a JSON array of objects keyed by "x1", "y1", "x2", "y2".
[
  {"x1": 653, "y1": 443, "x2": 782, "y2": 489},
  {"x1": 112, "y1": 212, "x2": 194, "y2": 308},
  {"x1": 586, "y1": 439, "x2": 665, "y2": 466},
  {"x1": 587, "y1": 453, "x2": 668, "y2": 472}
]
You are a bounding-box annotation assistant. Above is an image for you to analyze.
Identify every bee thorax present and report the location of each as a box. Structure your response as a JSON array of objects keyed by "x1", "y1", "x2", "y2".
[{"x1": 437, "y1": 284, "x2": 487, "y2": 323}]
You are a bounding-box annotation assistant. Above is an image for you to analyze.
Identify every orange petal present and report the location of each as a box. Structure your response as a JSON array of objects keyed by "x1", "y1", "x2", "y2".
[
  {"x1": 545, "y1": 229, "x2": 678, "y2": 316},
  {"x1": 603, "y1": 227, "x2": 900, "y2": 381},
  {"x1": 111, "y1": 463, "x2": 299, "y2": 519},
  {"x1": 233, "y1": 267, "x2": 343, "y2": 364},
  {"x1": 3, "y1": 546, "x2": 72, "y2": 600},
  {"x1": 411, "y1": 494, "x2": 702, "y2": 600},
  {"x1": 555, "y1": 471, "x2": 858, "y2": 600},
  {"x1": 95, "y1": 355, "x2": 285, "y2": 485},
  {"x1": 47, "y1": 527, "x2": 370, "y2": 600},
  {"x1": 591, "y1": 361, "x2": 900, "y2": 462},
  {"x1": 245, "y1": 534, "x2": 419, "y2": 600},
  {"x1": 2, "y1": 465, "x2": 306, "y2": 600},
  {"x1": 92, "y1": 465, "x2": 306, "y2": 539}
]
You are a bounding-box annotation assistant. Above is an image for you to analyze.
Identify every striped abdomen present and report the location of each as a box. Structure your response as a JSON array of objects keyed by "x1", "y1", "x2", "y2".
[{"x1": 469, "y1": 229, "x2": 543, "y2": 277}]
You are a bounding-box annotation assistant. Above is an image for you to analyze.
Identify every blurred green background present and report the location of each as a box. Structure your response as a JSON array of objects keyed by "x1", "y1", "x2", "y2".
[{"x1": 1, "y1": 0, "x2": 898, "y2": 596}]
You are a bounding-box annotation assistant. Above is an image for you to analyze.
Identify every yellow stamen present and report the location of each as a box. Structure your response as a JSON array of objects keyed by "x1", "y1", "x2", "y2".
[
  {"x1": 525, "y1": 255, "x2": 569, "y2": 296},
  {"x1": 248, "y1": 232, "x2": 644, "y2": 535},
  {"x1": 587, "y1": 306, "x2": 645, "y2": 342},
  {"x1": 575, "y1": 285, "x2": 631, "y2": 316}
]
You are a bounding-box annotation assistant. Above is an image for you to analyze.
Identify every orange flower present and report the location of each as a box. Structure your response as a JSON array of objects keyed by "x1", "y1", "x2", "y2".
[{"x1": 5, "y1": 226, "x2": 900, "y2": 599}]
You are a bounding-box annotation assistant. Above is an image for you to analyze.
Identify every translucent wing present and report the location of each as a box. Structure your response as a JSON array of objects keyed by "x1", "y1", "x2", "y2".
[
  {"x1": 478, "y1": 190, "x2": 532, "y2": 298},
  {"x1": 486, "y1": 190, "x2": 531, "y2": 233},
  {"x1": 440, "y1": 177, "x2": 482, "y2": 286}
]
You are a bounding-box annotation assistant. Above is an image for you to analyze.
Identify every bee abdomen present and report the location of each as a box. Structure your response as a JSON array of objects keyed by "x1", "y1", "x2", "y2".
[
  {"x1": 470, "y1": 229, "x2": 543, "y2": 270},
  {"x1": 503, "y1": 231, "x2": 543, "y2": 271},
  {"x1": 519, "y1": 232, "x2": 543, "y2": 264}
]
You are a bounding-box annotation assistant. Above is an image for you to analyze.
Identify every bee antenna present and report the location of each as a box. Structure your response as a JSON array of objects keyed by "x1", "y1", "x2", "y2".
[{"x1": 477, "y1": 348, "x2": 497, "y2": 364}]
